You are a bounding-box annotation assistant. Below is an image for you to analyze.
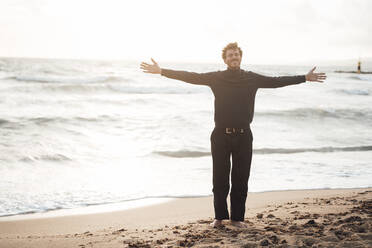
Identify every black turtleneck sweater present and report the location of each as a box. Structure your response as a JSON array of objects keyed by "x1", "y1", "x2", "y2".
[{"x1": 161, "y1": 68, "x2": 306, "y2": 128}]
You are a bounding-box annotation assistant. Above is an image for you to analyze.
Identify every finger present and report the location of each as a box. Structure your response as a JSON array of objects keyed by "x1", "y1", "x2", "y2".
[
  {"x1": 140, "y1": 64, "x2": 151, "y2": 69},
  {"x1": 315, "y1": 75, "x2": 326, "y2": 79},
  {"x1": 141, "y1": 62, "x2": 150, "y2": 66},
  {"x1": 315, "y1": 73, "x2": 326, "y2": 76},
  {"x1": 151, "y1": 58, "x2": 158, "y2": 65},
  {"x1": 310, "y1": 66, "x2": 316, "y2": 73}
]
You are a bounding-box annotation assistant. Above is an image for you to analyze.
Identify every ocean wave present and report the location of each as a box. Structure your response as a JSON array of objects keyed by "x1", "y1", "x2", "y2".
[
  {"x1": 30, "y1": 115, "x2": 118, "y2": 124},
  {"x1": 337, "y1": 89, "x2": 370, "y2": 96},
  {"x1": 0, "y1": 118, "x2": 10, "y2": 125},
  {"x1": 20, "y1": 153, "x2": 72, "y2": 162},
  {"x1": 256, "y1": 108, "x2": 372, "y2": 120},
  {"x1": 0, "y1": 115, "x2": 119, "y2": 128},
  {"x1": 0, "y1": 73, "x2": 11, "y2": 80},
  {"x1": 106, "y1": 85, "x2": 200, "y2": 94},
  {"x1": 253, "y1": 146, "x2": 372, "y2": 154},
  {"x1": 348, "y1": 75, "x2": 372, "y2": 82},
  {"x1": 3, "y1": 82, "x2": 201, "y2": 94},
  {"x1": 0, "y1": 210, "x2": 40, "y2": 218},
  {"x1": 153, "y1": 145, "x2": 372, "y2": 157},
  {"x1": 348, "y1": 76, "x2": 363, "y2": 80},
  {"x1": 154, "y1": 150, "x2": 210, "y2": 158},
  {"x1": 8, "y1": 75, "x2": 127, "y2": 84},
  {"x1": 0, "y1": 194, "x2": 212, "y2": 218}
]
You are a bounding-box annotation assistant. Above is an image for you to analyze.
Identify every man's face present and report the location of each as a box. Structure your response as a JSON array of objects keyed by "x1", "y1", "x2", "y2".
[{"x1": 224, "y1": 48, "x2": 241, "y2": 70}]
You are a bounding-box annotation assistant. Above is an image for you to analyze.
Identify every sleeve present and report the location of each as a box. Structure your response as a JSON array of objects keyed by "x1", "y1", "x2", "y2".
[
  {"x1": 160, "y1": 68, "x2": 216, "y2": 86},
  {"x1": 246, "y1": 71, "x2": 306, "y2": 89}
]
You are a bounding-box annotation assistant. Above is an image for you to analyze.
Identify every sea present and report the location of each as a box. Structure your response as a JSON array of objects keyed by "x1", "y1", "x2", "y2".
[{"x1": 0, "y1": 57, "x2": 371, "y2": 218}]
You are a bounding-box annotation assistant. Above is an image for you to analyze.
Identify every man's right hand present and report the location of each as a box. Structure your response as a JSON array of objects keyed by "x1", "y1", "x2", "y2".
[{"x1": 140, "y1": 58, "x2": 162, "y2": 74}]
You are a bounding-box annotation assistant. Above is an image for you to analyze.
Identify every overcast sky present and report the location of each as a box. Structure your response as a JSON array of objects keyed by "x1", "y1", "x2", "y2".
[{"x1": 1, "y1": 0, "x2": 371, "y2": 64}]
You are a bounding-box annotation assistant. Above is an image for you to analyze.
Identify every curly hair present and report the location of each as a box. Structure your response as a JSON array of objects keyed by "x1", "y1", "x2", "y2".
[{"x1": 222, "y1": 42, "x2": 243, "y2": 60}]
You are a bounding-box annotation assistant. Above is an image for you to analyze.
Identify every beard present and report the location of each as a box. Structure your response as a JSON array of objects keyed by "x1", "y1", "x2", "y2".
[{"x1": 229, "y1": 60, "x2": 240, "y2": 67}]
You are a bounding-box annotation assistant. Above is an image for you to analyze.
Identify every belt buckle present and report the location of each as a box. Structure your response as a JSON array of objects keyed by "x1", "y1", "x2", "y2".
[{"x1": 225, "y1": 128, "x2": 244, "y2": 134}]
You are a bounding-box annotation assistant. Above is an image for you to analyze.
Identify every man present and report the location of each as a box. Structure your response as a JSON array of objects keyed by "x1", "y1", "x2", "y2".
[{"x1": 140, "y1": 42, "x2": 326, "y2": 228}]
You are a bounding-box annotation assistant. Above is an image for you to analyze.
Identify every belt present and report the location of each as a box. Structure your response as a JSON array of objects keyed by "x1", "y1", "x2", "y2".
[{"x1": 224, "y1": 127, "x2": 246, "y2": 134}]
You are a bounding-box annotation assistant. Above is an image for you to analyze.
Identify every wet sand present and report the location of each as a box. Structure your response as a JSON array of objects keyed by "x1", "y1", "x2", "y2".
[{"x1": 0, "y1": 188, "x2": 371, "y2": 247}]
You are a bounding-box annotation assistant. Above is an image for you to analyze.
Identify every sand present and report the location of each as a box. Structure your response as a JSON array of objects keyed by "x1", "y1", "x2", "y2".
[{"x1": 0, "y1": 188, "x2": 371, "y2": 248}]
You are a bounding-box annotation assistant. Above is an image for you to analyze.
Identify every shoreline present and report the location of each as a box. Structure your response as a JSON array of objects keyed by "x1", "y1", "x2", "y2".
[
  {"x1": 1, "y1": 186, "x2": 370, "y2": 222},
  {"x1": 0, "y1": 197, "x2": 174, "y2": 221},
  {"x1": 1, "y1": 187, "x2": 371, "y2": 247}
]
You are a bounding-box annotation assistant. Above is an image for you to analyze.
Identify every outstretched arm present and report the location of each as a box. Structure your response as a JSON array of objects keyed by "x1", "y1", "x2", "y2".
[
  {"x1": 140, "y1": 58, "x2": 215, "y2": 86},
  {"x1": 250, "y1": 66, "x2": 327, "y2": 88}
]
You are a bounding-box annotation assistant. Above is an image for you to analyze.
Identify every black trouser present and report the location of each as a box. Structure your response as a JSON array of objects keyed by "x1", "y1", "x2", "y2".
[{"x1": 210, "y1": 127, "x2": 253, "y2": 221}]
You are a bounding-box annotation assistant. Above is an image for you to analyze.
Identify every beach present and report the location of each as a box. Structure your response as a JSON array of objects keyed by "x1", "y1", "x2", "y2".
[
  {"x1": 1, "y1": 59, "x2": 371, "y2": 247},
  {"x1": 1, "y1": 187, "x2": 371, "y2": 247},
  {"x1": 1, "y1": 1, "x2": 372, "y2": 247},
  {"x1": 1, "y1": 58, "x2": 372, "y2": 218}
]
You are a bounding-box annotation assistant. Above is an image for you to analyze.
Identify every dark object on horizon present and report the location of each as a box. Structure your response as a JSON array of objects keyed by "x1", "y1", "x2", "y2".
[
  {"x1": 335, "y1": 60, "x2": 372, "y2": 74},
  {"x1": 335, "y1": 70, "x2": 372, "y2": 74}
]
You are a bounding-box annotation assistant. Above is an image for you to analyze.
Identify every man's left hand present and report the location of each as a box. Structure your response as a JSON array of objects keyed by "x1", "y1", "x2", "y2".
[{"x1": 306, "y1": 67, "x2": 326, "y2": 82}]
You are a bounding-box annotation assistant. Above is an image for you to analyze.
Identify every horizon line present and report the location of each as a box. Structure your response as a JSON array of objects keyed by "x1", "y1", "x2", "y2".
[{"x1": 1, "y1": 55, "x2": 371, "y2": 66}]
